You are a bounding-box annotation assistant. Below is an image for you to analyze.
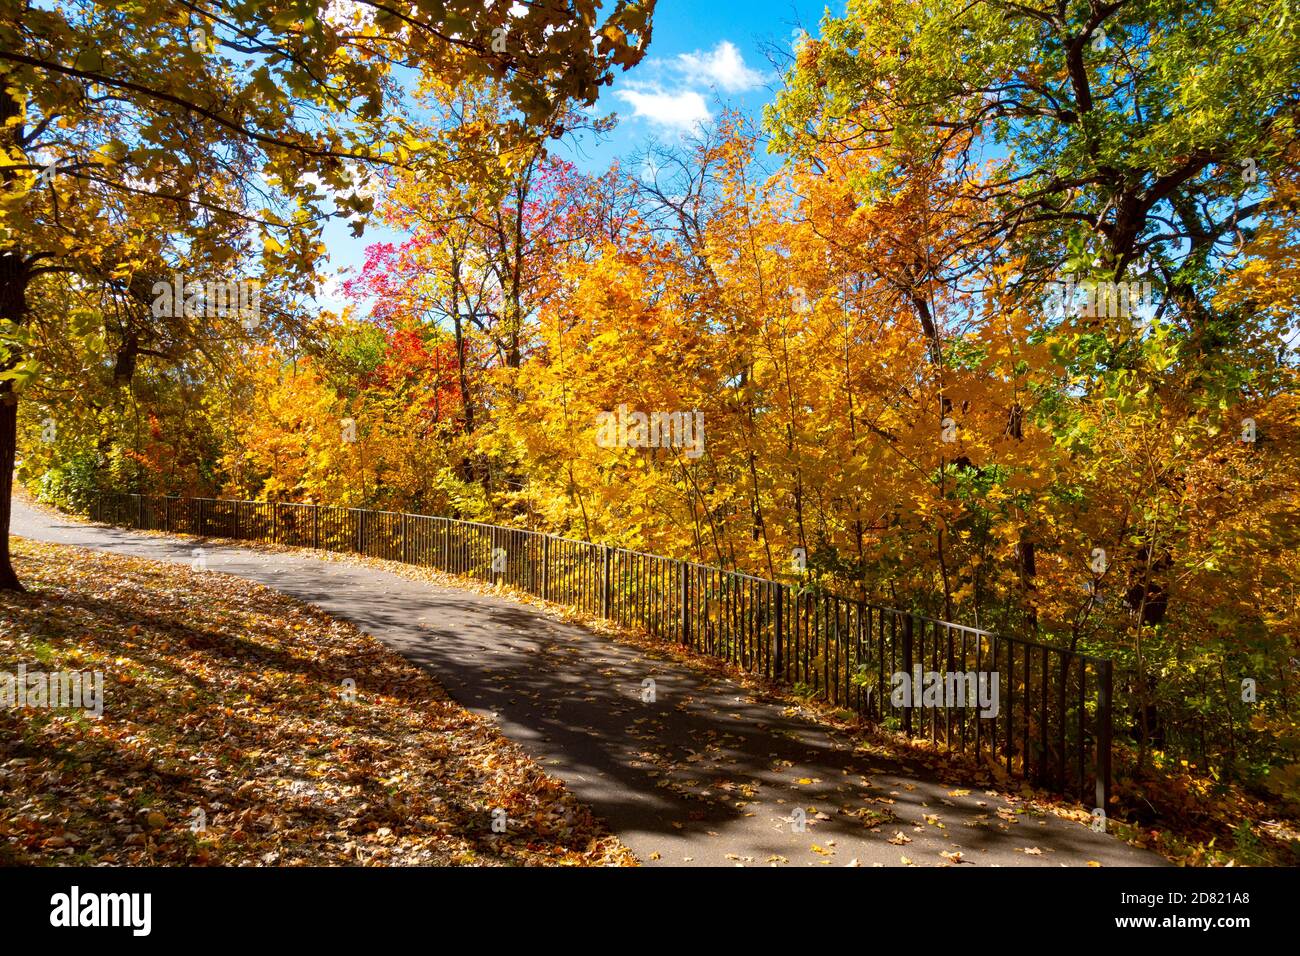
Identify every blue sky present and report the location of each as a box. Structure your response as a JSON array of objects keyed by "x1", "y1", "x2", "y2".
[
  {"x1": 555, "y1": 0, "x2": 833, "y2": 168},
  {"x1": 315, "y1": 0, "x2": 840, "y2": 309}
]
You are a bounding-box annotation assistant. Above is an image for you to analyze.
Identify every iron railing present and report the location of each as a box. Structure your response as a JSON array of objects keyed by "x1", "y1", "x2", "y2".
[{"x1": 88, "y1": 491, "x2": 1113, "y2": 806}]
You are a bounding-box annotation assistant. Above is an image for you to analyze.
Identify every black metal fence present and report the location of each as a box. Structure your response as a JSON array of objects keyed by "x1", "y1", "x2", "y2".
[{"x1": 88, "y1": 491, "x2": 1113, "y2": 806}]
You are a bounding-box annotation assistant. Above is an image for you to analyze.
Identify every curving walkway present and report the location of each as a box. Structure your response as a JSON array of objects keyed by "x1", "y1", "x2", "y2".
[{"x1": 10, "y1": 498, "x2": 1165, "y2": 867}]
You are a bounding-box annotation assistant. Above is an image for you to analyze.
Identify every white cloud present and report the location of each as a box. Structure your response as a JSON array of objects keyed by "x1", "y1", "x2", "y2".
[
  {"x1": 611, "y1": 39, "x2": 762, "y2": 134},
  {"x1": 675, "y1": 41, "x2": 764, "y2": 93},
  {"x1": 614, "y1": 89, "x2": 711, "y2": 133}
]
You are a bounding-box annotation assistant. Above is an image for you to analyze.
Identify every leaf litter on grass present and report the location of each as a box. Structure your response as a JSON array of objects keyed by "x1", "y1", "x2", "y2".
[{"x1": 0, "y1": 539, "x2": 632, "y2": 867}]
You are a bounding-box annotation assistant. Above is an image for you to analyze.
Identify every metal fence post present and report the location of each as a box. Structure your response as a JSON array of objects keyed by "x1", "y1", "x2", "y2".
[
  {"x1": 679, "y1": 561, "x2": 690, "y2": 646},
  {"x1": 542, "y1": 536, "x2": 551, "y2": 601},
  {"x1": 773, "y1": 580, "x2": 784, "y2": 677},
  {"x1": 526, "y1": 532, "x2": 534, "y2": 594},
  {"x1": 312, "y1": 505, "x2": 320, "y2": 551},
  {"x1": 902, "y1": 614, "x2": 914, "y2": 736},
  {"x1": 602, "y1": 545, "x2": 612, "y2": 618}
]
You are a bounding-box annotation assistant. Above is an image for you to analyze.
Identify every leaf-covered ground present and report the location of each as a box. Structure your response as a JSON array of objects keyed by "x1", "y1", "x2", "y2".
[{"x1": 0, "y1": 538, "x2": 633, "y2": 866}]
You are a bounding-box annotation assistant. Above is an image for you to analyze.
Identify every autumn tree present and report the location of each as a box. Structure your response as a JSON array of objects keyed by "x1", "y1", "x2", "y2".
[
  {"x1": 768, "y1": 0, "x2": 1300, "y2": 772},
  {"x1": 0, "y1": 0, "x2": 656, "y2": 589}
]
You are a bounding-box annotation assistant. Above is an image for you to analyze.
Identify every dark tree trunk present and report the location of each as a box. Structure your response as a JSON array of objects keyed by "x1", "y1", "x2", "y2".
[
  {"x1": 0, "y1": 77, "x2": 28, "y2": 590},
  {"x1": 0, "y1": 385, "x2": 20, "y2": 591},
  {"x1": 0, "y1": 251, "x2": 29, "y2": 591},
  {"x1": 1005, "y1": 401, "x2": 1037, "y2": 629}
]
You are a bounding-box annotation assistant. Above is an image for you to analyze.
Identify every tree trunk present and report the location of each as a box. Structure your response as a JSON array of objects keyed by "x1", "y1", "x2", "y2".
[
  {"x1": 0, "y1": 252, "x2": 29, "y2": 591},
  {"x1": 0, "y1": 77, "x2": 27, "y2": 590},
  {"x1": 0, "y1": 385, "x2": 20, "y2": 591}
]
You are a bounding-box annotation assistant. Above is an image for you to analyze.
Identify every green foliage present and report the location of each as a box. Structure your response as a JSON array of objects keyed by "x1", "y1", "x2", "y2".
[{"x1": 33, "y1": 451, "x2": 103, "y2": 512}]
